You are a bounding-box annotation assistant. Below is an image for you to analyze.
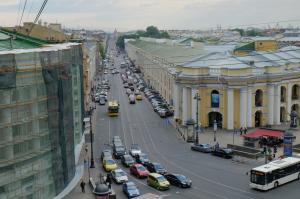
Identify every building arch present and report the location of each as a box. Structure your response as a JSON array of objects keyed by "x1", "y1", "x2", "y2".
[
  {"x1": 208, "y1": 111, "x2": 222, "y2": 128},
  {"x1": 255, "y1": 111, "x2": 263, "y2": 127},
  {"x1": 280, "y1": 86, "x2": 286, "y2": 102},
  {"x1": 255, "y1": 89, "x2": 263, "y2": 107},
  {"x1": 211, "y1": 90, "x2": 220, "y2": 108},
  {"x1": 292, "y1": 84, "x2": 300, "y2": 100}
]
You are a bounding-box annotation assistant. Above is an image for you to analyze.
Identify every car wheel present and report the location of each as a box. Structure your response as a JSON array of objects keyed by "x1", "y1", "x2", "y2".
[{"x1": 274, "y1": 181, "x2": 279, "y2": 188}]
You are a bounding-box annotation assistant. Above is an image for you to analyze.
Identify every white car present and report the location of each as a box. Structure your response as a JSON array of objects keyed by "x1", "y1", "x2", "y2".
[
  {"x1": 129, "y1": 144, "x2": 142, "y2": 157},
  {"x1": 111, "y1": 169, "x2": 128, "y2": 184}
]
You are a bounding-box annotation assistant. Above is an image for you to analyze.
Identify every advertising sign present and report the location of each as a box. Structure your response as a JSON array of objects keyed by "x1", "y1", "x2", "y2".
[{"x1": 284, "y1": 136, "x2": 293, "y2": 157}]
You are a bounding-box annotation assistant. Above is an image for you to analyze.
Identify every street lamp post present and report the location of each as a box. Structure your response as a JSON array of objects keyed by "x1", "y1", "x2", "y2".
[
  {"x1": 193, "y1": 93, "x2": 201, "y2": 144},
  {"x1": 90, "y1": 114, "x2": 95, "y2": 168}
]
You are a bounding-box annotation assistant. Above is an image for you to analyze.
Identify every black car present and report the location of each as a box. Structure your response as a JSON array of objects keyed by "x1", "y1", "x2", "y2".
[
  {"x1": 211, "y1": 148, "x2": 233, "y2": 159},
  {"x1": 113, "y1": 146, "x2": 127, "y2": 159},
  {"x1": 121, "y1": 154, "x2": 135, "y2": 167},
  {"x1": 135, "y1": 153, "x2": 150, "y2": 165},
  {"x1": 164, "y1": 173, "x2": 192, "y2": 188},
  {"x1": 144, "y1": 162, "x2": 167, "y2": 175}
]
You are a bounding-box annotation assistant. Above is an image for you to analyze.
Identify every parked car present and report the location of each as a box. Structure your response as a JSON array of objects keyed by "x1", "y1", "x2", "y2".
[
  {"x1": 129, "y1": 144, "x2": 142, "y2": 157},
  {"x1": 101, "y1": 149, "x2": 112, "y2": 161},
  {"x1": 147, "y1": 173, "x2": 170, "y2": 190},
  {"x1": 130, "y1": 164, "x2": 149, "y2": 178},
  {"x1": 136, "y1": 94, "x2": 143, "y2": 101},
  {"x1": 135, "y1": 153, "x2": 150, "y2": 165},
  {"x1": 164, "y1": 173, "x2": 192, "y2": 188},
  {"x1": 99, "y1": 98, "x2": 106, "y2": 105},
  {"x1": 113, "y1": 146, "x2": 126, "y2": 159},
  {"x1": 103, "y1": 158, "x2": 117, "y2": 172},
  {"x1": 144, "y1": 162, "x2": 167, "y2": 175},
  {"x1": 211, "y1": 148, "x2": 233, "y2": 159},
  {"x1": 111, "y1": 169, "x2": 128, "y2": 184},
  {"x1": 121, "y1": 154, "x2": 135, "y2": 167},
  {"x1": 123, "y1": 182, "x2": 140, "y2": 198},
  {"x1": 191, "y1": 143, "x2": 212, "y2": 153}
]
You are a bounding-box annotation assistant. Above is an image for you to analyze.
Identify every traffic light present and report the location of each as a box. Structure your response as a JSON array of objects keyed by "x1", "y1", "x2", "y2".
[{"x1": 274, "y1": 146, "x2": 277, "y2": 153}]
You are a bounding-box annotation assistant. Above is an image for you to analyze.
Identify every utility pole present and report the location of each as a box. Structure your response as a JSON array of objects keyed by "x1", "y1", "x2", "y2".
[{"x1": 90, "y1": 114, "x2": 95, "y2": 168}]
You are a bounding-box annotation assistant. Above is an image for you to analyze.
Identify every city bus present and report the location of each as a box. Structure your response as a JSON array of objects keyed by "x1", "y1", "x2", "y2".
[
  {"x1": 249, "y1": 157, "x2": 300, "y2": 190},
  {"x1": 108, "y1": 100, "x2": 119, "y2": 117}
]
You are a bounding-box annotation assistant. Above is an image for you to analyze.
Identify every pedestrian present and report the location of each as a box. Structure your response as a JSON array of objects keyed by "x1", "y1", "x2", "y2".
[
  {"x1": 240, "y1": 127, "x2": 243, "y2": 135},
  {"x1": 80, "y1": 180, "x2": 86, "y2": 193},
  {"x1": 244, "y1": 127, "x2": 248, "y2": 135},
  {"x1": 85, "y1": 145, "x2": 88, "y2": 153},
  {"x1": 215, "y1": 142, "x2": 219, "y2": 149},
  {"x1": 106, "y1": 173, "x2": 112, "y2": 189}
]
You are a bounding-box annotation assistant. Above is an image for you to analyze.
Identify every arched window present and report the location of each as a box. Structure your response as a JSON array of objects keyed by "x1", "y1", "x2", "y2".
[
  {"x1": 211, "y1": 90, "x2": 219, "y2": 108},
  {"x1": 255, "y1": 89, "x2": 263, "y2": 107},
  {"x1": 292, "y1": 84, "x2": 299, "y2": 100},
  {"x1": 281, "y1": 86, "x2": 286, "y2": 102}
]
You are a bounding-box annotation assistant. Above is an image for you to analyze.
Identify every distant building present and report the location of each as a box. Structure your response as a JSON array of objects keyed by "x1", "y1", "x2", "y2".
[
  {"x1": 0, "y1": 29, "x2": 83, "y2": 198},
  {"x1": 126, "y1": 38, "x2": 300, "y2": 130},
  {"x1": 5, "y1": 21, "x2": 70, "y2": 42}
]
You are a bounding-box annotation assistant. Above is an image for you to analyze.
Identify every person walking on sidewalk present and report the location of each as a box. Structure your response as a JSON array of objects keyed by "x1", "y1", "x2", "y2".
[
  {"x1": 80, "y1": 180, "x2": 86, "y2": 193},
  {"x1": 240, "y1": 127, "x2": 243, "y2": 135},
  {"x1": 106, "y1": 173, "x2": 112, "y2": 189}
]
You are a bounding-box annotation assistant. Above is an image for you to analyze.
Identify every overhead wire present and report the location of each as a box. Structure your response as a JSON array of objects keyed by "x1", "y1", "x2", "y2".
[
  {"x1": 16, "y1": 0, "x2": 23, "y2": 26},
  {"x1": 19, "y1": 0, "x2": 28, "y2": 27},
  {"x1": 26, "y1": 0, "x2": 37, "y2": 22},
  {"x1": 28, "y1": 0, "x2": 49, "y2": 35}
]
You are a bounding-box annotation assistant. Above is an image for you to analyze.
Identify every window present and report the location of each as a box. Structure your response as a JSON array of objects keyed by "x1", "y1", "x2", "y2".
[
  {"x1": 255, "y1": 89, "x2": 263, "y2": 107},
  {"x1": 281, "y1": 86, "x2": 286, "y2": 102},
  {"x1": 211, "y1": 90, "x2": 219, "y2": 108},
  {"x1": 292, "y1": 84, "x2": 299, "y2": 100}
]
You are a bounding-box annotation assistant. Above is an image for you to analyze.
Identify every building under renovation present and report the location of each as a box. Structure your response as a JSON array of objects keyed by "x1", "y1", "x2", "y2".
[{"x1": 0, "y1": 29, "x2": 84, "y2": 198}]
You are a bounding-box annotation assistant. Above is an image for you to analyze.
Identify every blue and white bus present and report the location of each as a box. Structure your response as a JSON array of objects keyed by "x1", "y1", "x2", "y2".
[{"x1": 250, "y1": 157, "x2": 300, "y2": 190}]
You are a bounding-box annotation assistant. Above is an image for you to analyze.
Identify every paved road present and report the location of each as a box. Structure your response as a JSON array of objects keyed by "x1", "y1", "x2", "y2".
[{"x1": 77, "y1": 37, "x2": 300, "y2": 199}]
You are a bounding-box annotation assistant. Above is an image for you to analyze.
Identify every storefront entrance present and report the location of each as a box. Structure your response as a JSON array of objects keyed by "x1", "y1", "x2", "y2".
[{"x1": 208, "y1": 112, "x2": 222, "y2": 128}]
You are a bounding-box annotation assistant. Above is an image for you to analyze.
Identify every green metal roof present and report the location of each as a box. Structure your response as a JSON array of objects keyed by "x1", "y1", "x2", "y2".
[
  {"x1": 0, "y1": 27, "x2": 55, "y2": 51},
  {"x1": 129, "y1": 40, "x2": 205, "y2": 64},
  {"x1": 234, "y1": 42, "x2": 255, "y2": 52}
]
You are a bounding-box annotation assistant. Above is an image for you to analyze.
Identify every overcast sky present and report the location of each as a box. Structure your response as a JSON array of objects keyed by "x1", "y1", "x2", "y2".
[{"x1": 0, "y1": 0, "x2": 300, "y2": 32}]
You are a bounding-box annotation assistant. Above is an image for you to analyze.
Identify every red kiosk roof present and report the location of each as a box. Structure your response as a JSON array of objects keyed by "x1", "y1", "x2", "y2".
[{"x1": 243, "y1": 128, "x2": 283, "y2": 138}]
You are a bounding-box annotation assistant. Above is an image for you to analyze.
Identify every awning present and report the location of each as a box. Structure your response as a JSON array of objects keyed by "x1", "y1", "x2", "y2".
[{"x1": 243, "y1": 128, "x2": 283, "y2": 138}]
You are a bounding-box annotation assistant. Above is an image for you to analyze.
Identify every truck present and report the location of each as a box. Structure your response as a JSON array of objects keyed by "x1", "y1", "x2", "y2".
[{"x1": 129, "y1": 94, "x2": 135, "y2": 104}]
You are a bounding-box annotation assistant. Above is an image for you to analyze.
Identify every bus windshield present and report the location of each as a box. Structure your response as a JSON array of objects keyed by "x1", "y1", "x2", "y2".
[{"x1": 250, "y1": 170, "x2": 266, "y2": 185}]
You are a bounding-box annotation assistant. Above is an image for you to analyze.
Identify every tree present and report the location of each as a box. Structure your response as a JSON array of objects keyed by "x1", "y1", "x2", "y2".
[
  {"x1": 145, "y1": 26, "x2": 160, "y2": 38},
  {"x1": 99, "y1": 43, "x2": 105, "y2": 59},
  {"x1": 116, "y1": 34, "x2": 139, "y2": 49},
  {"x1": 160, "y1": 31, "x2": 170, "y2": 39}
]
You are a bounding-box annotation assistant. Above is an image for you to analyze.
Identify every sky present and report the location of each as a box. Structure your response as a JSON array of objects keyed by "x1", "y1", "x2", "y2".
[{"x1": 0, "y1": 0, "x2": 300, "y2": 32}]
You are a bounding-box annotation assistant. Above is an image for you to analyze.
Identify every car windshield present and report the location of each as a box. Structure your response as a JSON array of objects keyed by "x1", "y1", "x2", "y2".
[
  {"x1": 176, "y1": 175, "x2": 187, "y2": 181},
  {"x1": 116, "y1": 147, "x2": 125, "y2": 151},
  {"x1": 125, "y1": 156, "x2": 133, "y2": 161},
  {"x1": 157, "y1": 176, "x2": 166, "y2": 182},
  {"x1": 141, "y1": 154, "x2": 148, "y2": 160},
  {"x1": 154, "y1": 164, "x2": 164, "y2": 170},
  {"x1": 107, "y1": 159, "x2": 115, "y2": 164},
  {"x1": 203, "y1": 144, "x2": 211, "y2": 148},
  {"x1": 223, "y1": 149, "x2": 232, "y2": 153},
  {"x1": 137, "y1": 166, "x2": 146, "y2": 171},
  {"x1": 115, "y1": 171, "x2": 126, "y2": 177},
  {"x1": 250, "y1": 171, "x2": 266, "y2": 185},
  {"x1": 127, "y1": 184, "x2": 137, "y2": 190},
  {"x1": 131, "y1": 145, "x2": 140, "y2": 150}
]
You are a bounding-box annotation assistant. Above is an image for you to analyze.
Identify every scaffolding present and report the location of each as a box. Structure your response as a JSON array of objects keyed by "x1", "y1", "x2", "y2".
[{"x1": 0, "y1": 42, "x2": 84, "y2": 199}]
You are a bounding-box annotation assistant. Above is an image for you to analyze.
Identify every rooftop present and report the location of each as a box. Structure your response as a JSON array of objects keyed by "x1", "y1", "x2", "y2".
[
  {"x1": 128, "y1": 39, "x2": 206, "y2": 64},
  {"x1": 252, "y1": 157, "x2": 300, "y2": 173}
]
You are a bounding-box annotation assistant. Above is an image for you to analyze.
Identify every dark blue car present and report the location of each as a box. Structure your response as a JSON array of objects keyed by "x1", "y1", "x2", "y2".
[{"x1": 123, "y1": 182, "x2": 140, "y2": 198}]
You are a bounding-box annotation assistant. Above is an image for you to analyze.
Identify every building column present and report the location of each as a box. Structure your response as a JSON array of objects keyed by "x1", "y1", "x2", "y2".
[
  {"x1": 267, "y1": 85, "x2": 275, "y2": 125},
  {"x1": 240, "y1": 88, "x2": 247, "y2": 128},
  {"x1": 274, "y1": 84, "x2": 281, "y2": 125},
  {"x1": 227, "y1": 88, "x2": 234, "y2": 130},
  {"x1": 182, "y1": 87, "x2": 189, "y2": 124},
  {"x1": 173, "y1": 83, "x2": 180, "y2": 119},
  {"x1": 191, "y1": 88, "x2": 198, "y2": 122},
  {"x1": 287, "y1": 83, "x2": 292, "y2": 121},
  {"x1": 247, "y1": 87, "x2": 253, "y2": 127}
]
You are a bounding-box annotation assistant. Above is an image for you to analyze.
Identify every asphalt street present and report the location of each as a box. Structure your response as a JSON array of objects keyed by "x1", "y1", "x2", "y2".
[{"x1": 90, "y1": 38, "x2": 300, "y2": 199}]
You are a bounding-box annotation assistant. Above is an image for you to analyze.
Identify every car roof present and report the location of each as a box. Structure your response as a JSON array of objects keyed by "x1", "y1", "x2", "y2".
[
  {"x1": 114, "y1": 169, "x2": 124, "y2": 173},
  {"x1": 126, "y1": 181, "x2": 136, "y2": 186},
  {"x1": 149, "y1": 173, "x2": 162, "y2": 178}
]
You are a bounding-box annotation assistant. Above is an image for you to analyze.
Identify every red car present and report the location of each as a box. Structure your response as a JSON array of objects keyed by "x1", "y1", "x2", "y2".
[{"x1": 130, "y1": 164, "x2": 149, "y2": 178}]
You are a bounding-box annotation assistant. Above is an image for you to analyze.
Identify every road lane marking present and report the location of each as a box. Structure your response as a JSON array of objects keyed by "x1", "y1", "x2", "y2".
[{"x1": 140, "y1": 118, "x2": 260, "y2": 199}]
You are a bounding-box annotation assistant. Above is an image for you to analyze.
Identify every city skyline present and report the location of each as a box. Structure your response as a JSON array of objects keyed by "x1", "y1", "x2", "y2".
[{"x1": 0, "y1": 0, "x2": 300, "y2": 31}]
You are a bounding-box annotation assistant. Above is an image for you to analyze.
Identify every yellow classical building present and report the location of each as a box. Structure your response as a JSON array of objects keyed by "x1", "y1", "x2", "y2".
[{"x1": 126, "y1": 38, "x2": 300, "y2": 130}]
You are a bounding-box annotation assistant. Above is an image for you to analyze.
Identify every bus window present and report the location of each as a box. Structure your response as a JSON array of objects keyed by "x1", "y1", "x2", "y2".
[{"x1": 250, "y1": 171, "x2": 266, "y2": 185}]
